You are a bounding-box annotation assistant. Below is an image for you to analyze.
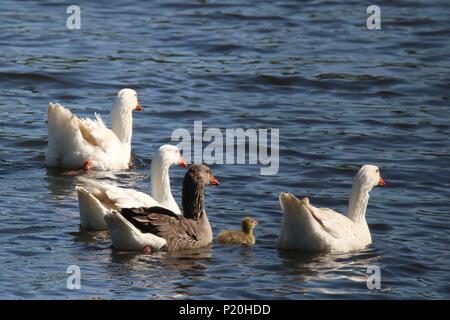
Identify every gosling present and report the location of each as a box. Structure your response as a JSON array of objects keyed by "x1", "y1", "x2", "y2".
[{"x1": 217, "y1": 217, "x2": 258, "y2": 246}]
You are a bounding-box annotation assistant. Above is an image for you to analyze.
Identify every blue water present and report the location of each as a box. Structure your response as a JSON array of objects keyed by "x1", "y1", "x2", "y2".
[{"x1": 0, "y1": 0, "x2": 449, "y2": 299}]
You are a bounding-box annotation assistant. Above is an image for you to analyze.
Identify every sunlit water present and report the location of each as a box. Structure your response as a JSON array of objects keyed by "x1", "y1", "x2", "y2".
[{"x1": 0, "y1": 0, "x2": 449, "y2": 299}]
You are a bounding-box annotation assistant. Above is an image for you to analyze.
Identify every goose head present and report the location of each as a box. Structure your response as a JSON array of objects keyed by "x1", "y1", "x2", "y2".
[
  {"x1": 241, "y1": 217, "x2": 258, "y2": 234},
  {"x1": 183, "y1": 164, "x2": 220, "y2": 192},
  {"x1": 195, "y1": 164, "x2": 220, "y2": 186},
  {"x1": 115, "y1": 88, "x2": 141, "y2": 112},
  {"x1": 355, "y1": 165, "x2": 385, "y2": 189},
  {"x1": 157, "y1": 145, "x2": 187, "y2": 168}
]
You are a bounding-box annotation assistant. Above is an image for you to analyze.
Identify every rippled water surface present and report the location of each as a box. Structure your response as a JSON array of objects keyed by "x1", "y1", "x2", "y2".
[{"x1": 0, "y1": 0, "x2": 449, "y2": 299}]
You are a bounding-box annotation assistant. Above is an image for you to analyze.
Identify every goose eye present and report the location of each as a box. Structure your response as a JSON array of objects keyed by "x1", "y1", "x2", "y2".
[{"x1": 376, "y1": 169, "x2": 379, "y2": 173}]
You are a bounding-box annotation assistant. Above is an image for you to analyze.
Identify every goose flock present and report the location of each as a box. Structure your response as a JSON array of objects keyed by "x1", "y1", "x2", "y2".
[{"x1": 46, "y1": 88, "x2": 385, "y2": 254}]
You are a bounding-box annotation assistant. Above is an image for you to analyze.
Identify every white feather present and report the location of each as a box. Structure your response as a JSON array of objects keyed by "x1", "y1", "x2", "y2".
[
  {"x1": 279, "y1": 165, "x2": 383, "y2": 253},
  {"x1": 75, "y1": 145, "x2": 184, "y2": 230},
  {"x1": 104, "y1": 211, "x2": 166, "y2": 251},
  {"x1": 45, "y1": 89, "x2": 138, "y2": 171}
]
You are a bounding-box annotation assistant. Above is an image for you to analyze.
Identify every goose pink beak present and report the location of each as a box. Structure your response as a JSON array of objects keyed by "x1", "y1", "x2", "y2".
[
  {"x1": 179, "y1": 157, "x2": 187, "y2": 168},
  {"x1": 378, "y1": 177, "x2": 386, "y2": 187},
  {"x1": 135, "y1": 103, "x2": 142, "y2": 112},
  {"x1": 83, "y1": 160, "x2": 94, "y2": 171},
  {"x1": 210, "y1": 177, "x2": 220, "y2": 186}
]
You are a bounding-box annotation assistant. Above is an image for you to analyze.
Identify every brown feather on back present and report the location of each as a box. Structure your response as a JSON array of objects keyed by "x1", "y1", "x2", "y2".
[{"x1": 118, "y1": 164, "x2": 218, "y2": 251}]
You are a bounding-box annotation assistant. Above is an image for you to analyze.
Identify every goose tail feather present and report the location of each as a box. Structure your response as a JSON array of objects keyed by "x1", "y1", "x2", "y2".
[{"x1": 76, "y1": 186, "x2": 109, "y2": 230}]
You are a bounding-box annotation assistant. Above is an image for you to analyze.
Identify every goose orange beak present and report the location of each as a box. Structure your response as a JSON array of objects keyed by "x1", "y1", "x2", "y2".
[
  {"x1": 378, "y1": 177, "x2": 386, "y2": 187},
  {"x1": 210, "y1": 177, "x2": 220, "y2": 185},
  {"x1": 135, "y1": 103, "x2": 142, "y2": 112},
  {"x1": 179, "y1": 157, "x2": 187, "y2": 168}
]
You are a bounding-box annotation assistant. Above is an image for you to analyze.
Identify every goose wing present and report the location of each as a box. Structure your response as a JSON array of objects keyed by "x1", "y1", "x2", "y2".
[
  {"x1": 120, "y1": 207, "x2": 201, "y2": 251},
  {"x1": 279, "y1": 193, "x2": 354, "y2": 241},
  {"x1": 77, "y1": 113, "x2": 120, "y2": 152},
  {"x1": 46, "y1": 102, "x2": 95, "y2": 167},
  {"x1": 77, "y1": 177, "x2": 160, "y2": 209},
  {"x1": 46, "y1": 103, "x2": 122, "y2": 169},
  {"x1": 303, "y1": 202, "x2": 355, "y2": 239}
]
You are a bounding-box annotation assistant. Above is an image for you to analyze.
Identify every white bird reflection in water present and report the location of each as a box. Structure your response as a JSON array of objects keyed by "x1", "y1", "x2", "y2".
[
  {"x1": 277, "y1": 248, "x2": 392, "y2": 295},
  {"x1": 99, "y1": 246, "x2": 215, "y2": 299}
]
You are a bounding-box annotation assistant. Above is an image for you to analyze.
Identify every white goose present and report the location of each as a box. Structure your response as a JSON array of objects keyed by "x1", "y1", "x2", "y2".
[
  {"x1": 46, "y1": 88, "x2": 141, "y2": 171},
  {"x1": 279, "y1": 165, "x2": 385, "y2": 253},
  {"x1": 76, "y1": 145, "x2": 187, "y2": 230}
]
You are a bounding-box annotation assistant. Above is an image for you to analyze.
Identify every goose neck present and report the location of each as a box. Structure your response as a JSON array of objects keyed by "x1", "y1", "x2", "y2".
[
  {"x1": 110, "y1": 105, "x2": 133, "y2": 145},
  {"x1": 182, "y1": 177, "x2": 205, "y2": 220},
  {"x1": 151, "y1": 155, "x2": 175, "y2": 206}
]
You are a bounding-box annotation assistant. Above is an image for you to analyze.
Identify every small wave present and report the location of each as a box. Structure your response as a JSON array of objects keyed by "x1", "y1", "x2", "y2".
[
  {"x1": 252, "y1": 74, "x2": 310, "y2": 87},
  {"x1": 315, "y1": 73, "x2": 401, "y2": 84},
  {"x1": 0, "y1": 72, "x2": 67, "y2": 84},
  {"x1": 220, "y1": 13, "x2": 286, "y2": 21},
  {"x1": 375, "y1": 90, "x2": 405, "y2": 97},
  {"x1": 0, "y1": 225, "x2": 51, "y2": 235},
  {"x1": 391, "y1": 18, "x2": 436, "y2": 27},
  {"x1": 205, "y1": 44, "x2": 247, "y2": 53},
  {"x1": 370, "y1": 223, "x2": 394, "y2": 232}
]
